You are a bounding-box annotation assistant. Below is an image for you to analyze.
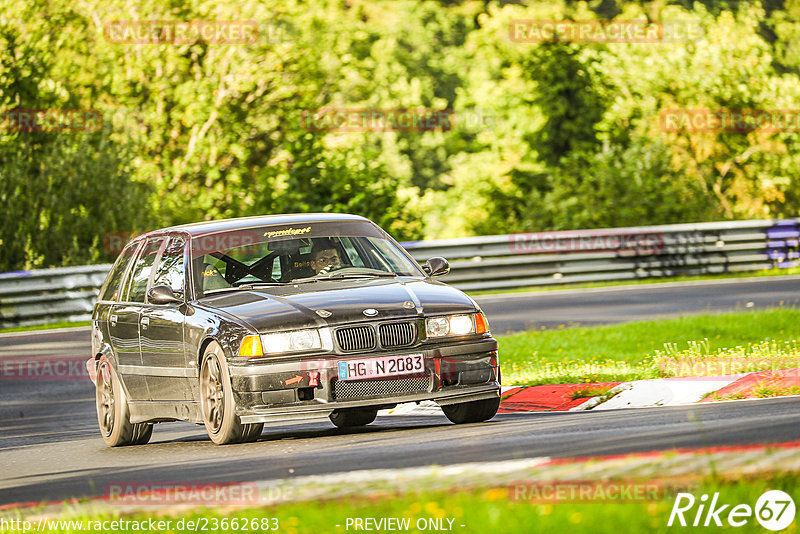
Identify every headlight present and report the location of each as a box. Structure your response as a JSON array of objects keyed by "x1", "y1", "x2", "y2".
[
  {"x1": 426, "y1": 317, "x2": 450, "y2": 337},
  {"x1": 425, "y1": 313, "x2": 489, "y2": 338},
  {"x1": 258, "y1": 328, "x2": 333, "y2": 355},
  {"x1": 449, "y1": 315, "x2": 474, "y2": 335}
]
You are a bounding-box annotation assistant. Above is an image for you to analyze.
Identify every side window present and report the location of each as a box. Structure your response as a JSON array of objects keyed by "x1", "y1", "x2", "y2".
[
  {"x1": 152, "y1": 236, "x2": 185, "y2": 295},
  {"x1": 123, "y1": 238, "x2": 165, "y2": 303},
  {"x1": 99, "y1": 242, "x2": 140, "y2": 302}
]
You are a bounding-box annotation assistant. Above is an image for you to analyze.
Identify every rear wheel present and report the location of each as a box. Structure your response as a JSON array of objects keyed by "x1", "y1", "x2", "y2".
[
  {"x1": 441, "y1": 397, "x2": 500, "y2": 424},
  {"x1": 95, "y1": 357, "x2": 152, "y2": 446},
  {"x1": 329, "y1": 408, "x2": 378, "y2": 428},
  {"x1": 200, "y1": 342, "x2": 261, "y2": 444}
]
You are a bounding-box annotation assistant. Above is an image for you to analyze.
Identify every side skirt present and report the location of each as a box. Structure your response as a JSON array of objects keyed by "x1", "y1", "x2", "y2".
[{"x1": 129, "y1": 401, "x2": 202, "y2": 424}]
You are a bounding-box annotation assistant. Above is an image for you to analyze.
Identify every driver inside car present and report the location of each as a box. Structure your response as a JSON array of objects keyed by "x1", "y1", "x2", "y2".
[{"x1": 310, "y1": 243, "x2": 341, "y2": 275}]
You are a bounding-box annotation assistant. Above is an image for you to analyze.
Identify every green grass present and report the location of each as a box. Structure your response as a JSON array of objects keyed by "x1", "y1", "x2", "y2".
[
  {"x1": 498, "y1": 308, "x2": 800, "y2": 385},
  {"x1": 569, "y1": 386, "x2": 613, "y2": 400},
  {"x1": 752, "y1": 382, "x2": 800, "y2": 398},
  {"x1": 710, "y1": 384, "x2": 800, "y2": 401},
  {"x1": 467, "y1": 267, "x2": 800, "y2": 296},
  {"x1": 8, "y1": 473, "x2": 799, "y2": 533},
  {"x1": 710, "y1": 392, "x2": 747, "y2": 401},
  {"x1": 0, "y1": 320, "x2": 91, "y2": 334}
]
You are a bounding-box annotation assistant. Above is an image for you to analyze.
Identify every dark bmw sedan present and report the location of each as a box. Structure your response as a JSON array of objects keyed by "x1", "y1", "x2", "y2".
[{"x1": 88, "y1": 213, "x2": 500, "y2": 446}]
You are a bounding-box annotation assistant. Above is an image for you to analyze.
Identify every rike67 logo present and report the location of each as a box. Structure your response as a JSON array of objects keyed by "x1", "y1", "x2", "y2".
[{"x1": 668, "y1": 490, "x2": 795, "y2": 531}]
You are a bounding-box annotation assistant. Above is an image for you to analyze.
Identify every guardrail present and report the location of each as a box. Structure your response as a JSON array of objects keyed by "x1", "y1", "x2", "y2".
[
  {"x1": 402, "y1": 218, "x2": 799, "y2": 292},
  {"x1": 0, "y1": 265, "x2": 112, "y2": 328},
  {"x1": 0, "y1": 218, "x2": 797, "y2": 328}
]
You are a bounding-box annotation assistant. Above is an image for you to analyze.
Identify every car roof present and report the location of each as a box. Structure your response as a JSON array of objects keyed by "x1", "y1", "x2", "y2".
[{"x1": 139, "y1": 213, "x2": 371, "y2": 239}]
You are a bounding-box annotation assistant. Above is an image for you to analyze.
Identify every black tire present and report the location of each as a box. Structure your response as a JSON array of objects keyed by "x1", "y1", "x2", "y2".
[
  {"x1": 329, "y1": 408, "x2": 378, "y2": 428},
  {"x1": 95, "y1": 357, "x2": 152, "y2": 446},
  {"x1": 441, "y1": 397, "x2": 500, "y2": 424},
  {"x1": 200, "y1": 342, "x2": 260, "y2": 445},
  {"x1": 241, "y1": 422, "x2": 264, "y2": 443},
  {"x1": 131, "y1": 422, "x2": 154, "y2": 445}
]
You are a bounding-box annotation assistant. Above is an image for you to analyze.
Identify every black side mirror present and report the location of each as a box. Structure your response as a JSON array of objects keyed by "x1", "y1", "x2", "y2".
[
  {"x1": 148, "y1": 284, "x2": 183, "y2": 305},
  {"x1": 422, "y1": 257, "x2": 450, "y2": 277}
]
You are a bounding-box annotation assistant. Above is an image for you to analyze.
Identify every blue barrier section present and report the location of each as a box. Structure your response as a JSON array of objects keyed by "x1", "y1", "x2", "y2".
[{"x1": 766, "y1": 220, "x2": 800, "y2": 268}]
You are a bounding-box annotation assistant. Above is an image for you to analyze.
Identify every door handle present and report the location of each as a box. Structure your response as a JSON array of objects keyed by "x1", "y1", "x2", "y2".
[
  {"x1": 110, "y1": 314, "x2": 117, "y2": 326},
  {"x1": 141, "y1": 316, "x2": 150, "y2": 329}
]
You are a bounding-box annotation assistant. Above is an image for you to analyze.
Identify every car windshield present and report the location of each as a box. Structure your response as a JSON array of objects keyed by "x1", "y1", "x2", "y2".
[{"x1": 190, "y1": 220, "x2": 423, "y2": 296}]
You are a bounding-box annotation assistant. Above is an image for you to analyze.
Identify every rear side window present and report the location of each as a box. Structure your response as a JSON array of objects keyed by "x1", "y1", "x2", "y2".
[
  {"x1": 99, "y1": 242, "x2": 140, "y2": 302},
  {"x1": 122, "y1": 238, "x2": 165, "y2": 303}
]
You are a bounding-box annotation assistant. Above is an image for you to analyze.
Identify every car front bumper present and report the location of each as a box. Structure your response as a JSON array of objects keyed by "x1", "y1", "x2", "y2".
[{"x1": 227, "y1": 337, "x2": 500, "y2": 424}]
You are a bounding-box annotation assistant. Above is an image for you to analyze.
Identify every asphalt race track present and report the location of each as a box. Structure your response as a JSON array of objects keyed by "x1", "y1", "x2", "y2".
[{"x1": 1, "y1": 276, "x2": 800, "y2": 506}]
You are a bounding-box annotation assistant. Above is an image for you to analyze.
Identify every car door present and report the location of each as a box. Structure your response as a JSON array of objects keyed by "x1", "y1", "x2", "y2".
[
  {"x1": 114, "y1": 237, "x2": 166, "y2": 402},
  {"x1": 109, "y1": 238, "x2": 163, "y2": 402},
  {"x1": 140, "y1": 235, "x2": 194, "y2": 401},
  {"x1": 99, "y1": 240, "x2": 141, "y2": 391}
]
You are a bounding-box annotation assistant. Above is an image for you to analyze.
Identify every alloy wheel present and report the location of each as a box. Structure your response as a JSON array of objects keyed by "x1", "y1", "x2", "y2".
[
  {"x1": 201, "y1": 354, "x2": 225, "y2": 433},
  {"x1": 98, "y1": 360, "x2": 115, "y2": 437}
]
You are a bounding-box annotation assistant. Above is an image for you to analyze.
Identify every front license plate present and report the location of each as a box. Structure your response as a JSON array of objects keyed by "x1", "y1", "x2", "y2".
[{"x1": 338, "y1": 353, "x2": 424, "y2": 381}]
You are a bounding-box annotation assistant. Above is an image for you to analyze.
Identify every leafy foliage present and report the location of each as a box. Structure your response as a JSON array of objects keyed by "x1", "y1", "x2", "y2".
[{"x1": 1, "y1": 0, "x2": 799, "y2": 269}]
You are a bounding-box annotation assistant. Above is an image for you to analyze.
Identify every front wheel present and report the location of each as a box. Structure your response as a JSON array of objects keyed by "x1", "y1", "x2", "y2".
[
  {"x1": 95, "y1": 357, "x2": 153, "y2": 446},
  {"x1": 200, "y1": 342, "x2": 261, "y2": 445},
  {"x1": 441, "y1": 397, "x2": 500, "y2": 424},
  {"x1": 329, "y1": 408, "x2": 378, "y2": 428}
]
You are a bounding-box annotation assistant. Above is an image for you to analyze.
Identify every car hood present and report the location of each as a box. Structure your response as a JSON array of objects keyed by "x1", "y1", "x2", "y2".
[{"x1": 194, "y1": 278, "x2": 477, "y2": 332}]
